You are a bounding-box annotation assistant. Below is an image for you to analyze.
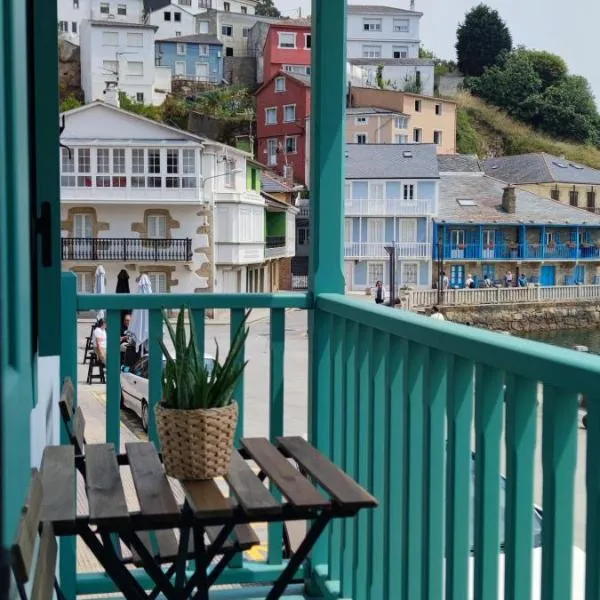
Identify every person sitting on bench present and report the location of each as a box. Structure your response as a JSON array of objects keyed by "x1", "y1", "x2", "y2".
[{"x1": 91, "y1": 318, "x2": 107, "y2": 364}]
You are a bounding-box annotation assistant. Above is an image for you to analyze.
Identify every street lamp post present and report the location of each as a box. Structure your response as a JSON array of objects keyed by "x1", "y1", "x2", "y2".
[{"x1": 384, "y1": 242, "x2": 396, "y2": 308}]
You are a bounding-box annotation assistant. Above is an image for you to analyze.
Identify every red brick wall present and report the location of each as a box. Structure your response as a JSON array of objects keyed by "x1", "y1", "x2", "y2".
[{"x1": 278, "y1": 257, "x2": 292, "y2": 290}]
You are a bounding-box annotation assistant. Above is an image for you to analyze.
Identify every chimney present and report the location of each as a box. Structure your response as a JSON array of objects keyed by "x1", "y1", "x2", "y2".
[
  {"x1": 103, "y1": 81, "x2": 120, "y2": 108},
  {"x1": 410, "y1": 0, "x2": 415, "y2": 9},
  {"x1": 502, "y1": 185, "x2": 516, "y2": 214}
]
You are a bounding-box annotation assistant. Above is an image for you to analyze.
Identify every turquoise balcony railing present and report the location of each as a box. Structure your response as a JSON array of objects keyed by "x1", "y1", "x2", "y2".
[
  {"x1": 60, "y1": 273, "x2": 600, "y2": 600},
  {"x1": 435, "y1": 243, "x2": 600, "y2": 261}
]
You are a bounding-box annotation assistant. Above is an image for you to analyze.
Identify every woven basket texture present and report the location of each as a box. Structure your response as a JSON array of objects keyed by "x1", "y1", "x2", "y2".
[{"x1": 156, "y1": 401, "x2": 238, "y2": 480}]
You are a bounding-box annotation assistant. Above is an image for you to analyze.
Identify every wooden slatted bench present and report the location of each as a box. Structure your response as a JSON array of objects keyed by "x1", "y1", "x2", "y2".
[
  {"x1": 57, "y1": 378, "x2": 259, "y2": 571},
  {"x1": 12, "y1": 469, "x2": 64, "y2": 600}
]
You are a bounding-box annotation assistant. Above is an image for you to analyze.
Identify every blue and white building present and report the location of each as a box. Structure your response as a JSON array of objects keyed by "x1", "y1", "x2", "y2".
[
  {"x1": 155, "y1": 34, "x2": 224, "y2": 83},
  {"x1": 344, "y1": 143, "x2": 439, "y2": 291}
]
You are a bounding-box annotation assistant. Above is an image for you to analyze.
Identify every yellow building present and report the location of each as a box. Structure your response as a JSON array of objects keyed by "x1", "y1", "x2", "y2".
[
  {"x1": 346, "y1": 83, "x2": 457, "y2": 154},
  {"x1": 483, "y1": 153, "x2": 600, "y2": 212}
]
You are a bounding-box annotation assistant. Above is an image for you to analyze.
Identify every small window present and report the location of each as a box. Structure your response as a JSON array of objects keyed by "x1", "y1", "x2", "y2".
[
  {"x1": 127, "y1": 61, "x2": 144, "y2": 76},
  {"x1": 58, "y1": 21, "x2": 69, "y2": 32},
  {"x1": 305, "y1": 34, "x2": 311, "y2": 49},
  {"x1": 136, "y1": 92, "x2": 144, "y2": 103},
  {"x1": 127, "y1": 32, "x2": 143, "y2": 47},
  {"x1": 433, "y1": 130, "x2": 443, "y2": 145},
  {"x1": 132, "y1": 149, "x2": 145, "y2": 173},
  {"x1": 550, "y1": 188, "x2": 560, "y2": 201},
  {"x1": 355, "y1": 116, "x2": 368, "y2": 125},
  {"x1": 275, "y1": 77, "x2": 286, "y2": 92},
  {"x1": 435, "y1": 103, "x2": 442, "y2": 116},
  {"x1": 285, "y1": 136, "x2": 297, "y2": 153},
  {"x1": 148, "y1": 149, "x2": 161, "y2": 174},
  {"x1": 395, "y1": 134, "x2": 408, "y2": 144},
  {"x1": 99, "y1": 2, "x2": 109, "y2": 14},
  {"x1": 394, "y1": 116, "x2": 407, "y2": 129},
  {"x1": 224, "y1": 1, "x2": 231, "y2": 10},
  {"x1": 362, "y1": 45, "x2": 381, "y2": 59},
  {"x1": 117, "y1": 4, "x2": 127, "y2": 15},
  {"x1": 265, "y1": 107, "x2": 277, "y2": 124},
  {"x1": 199, "y1": 45, "x2": 209, "y2": 56},
  {"x1": 102, "y1": 31, "x2": 118, "y2": 45},
  {"x1": 147, "y1": 272, "x2": 168, "y2": 293},
  {"x1": 225, "y1": 47, "x2": 234, "y2": 56},
  {"x1": 176, "y1": 43, "x2": 186, "y2": 55},
  {"x1": 413, "y1": 128, "x2": 422, "y2": 143},
  {"x1": 414, "y1": 100, "x2": 421, "y2": 112},
  {"x1": 164, "y1": 11, "x2": 171, "y2": 21},
  {"x1": 175, "y1": 31, "x2": 181, "y2": 36},
  {"x1": 392, "y1": 46, "x2": 409, "y2": 59},
  {"x1": 283, "y1": 104, "x2": 296, "y2": 122},
  {"x1": 587, "y1": 190, "x2": 596, "y2": 209},
  {"x1": 242, "y1": 27, "x2": 249, "y2": 38},
  {"x1": 241, "y1": 6, "x2": 247, "y2": 13},
  {"x1": 75, "y1": 272, "x2": 94, "y2": 294},
  {"x1": 147, "y1": 215, "x2": 167, "y2": 239},
  {"x1": 356, "y1": 134, "x2": 367, "y2": 144},
  {"x1": 393, "y1": 18, "x2": 409, "y2": 32},
  {"x1": 167, "y1": 149, "x2": 179, "y2": 174},
  {"x1": 221, "y1": 24, "x2": 233, "y2": 36},
  {"x1": 278, "y1": 32, "x2": 296, "y2": 48},
  {"x1": 363, "y1": 18, "x2": 382, "y2": 31},
  {"x1": 224, "y1": 160, "x2": 236, "y2": 187},
  {"x1": 569, "y1": 189, "x2": 579, "y2": 206},
  {"x1": 403, "y1": 184, "x2": 415, "y2": 200},
  {"x1": 72, "y1": 22, "x2": 77, "y2": 33},
  {"x1": 174, "y1": 12, "x2": 181, "y2": 21},
  {"x1": 73, "y1": 0, "x2": 79, "y2": 7}
]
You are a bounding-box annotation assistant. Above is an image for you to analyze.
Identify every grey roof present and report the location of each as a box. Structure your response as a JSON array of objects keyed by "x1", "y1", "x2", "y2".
[
  {"x1": 285, "y1": 73, "x2": 311, "y2": 87},
  {"x1": 348, "y1": 57, "x2": 435, "y2": 67},
  {"x1": 437, "y1": 154, "x2": 482, "y2": 173},
  {"x1": 348, "y1": 4, "x2": 422, "y2": 16},
  {"x1": 483, "y1": 153, "x2": 600, "y2": 186},
  {"x1": 157, "y1": 34, "x2": 222, "y2": 45},
  {"x1": 261, "y1": 172, "x2": 295, "y2": 193},
  {"x1": 88, "y1": 20, "x2": 158, "y2": 30},
  {"x1": 437, "y1": 173, "x2": 600, "y2": 225},
  {"x1": 346, "y1": 106, "x2": 404, "y2": 116},
  {"x1": 345, "y1": 143, "x2": 439, "y2": 179}
]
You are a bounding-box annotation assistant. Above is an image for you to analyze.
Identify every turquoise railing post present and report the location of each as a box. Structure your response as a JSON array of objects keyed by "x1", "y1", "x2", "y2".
[
  {"x1": 585, "y1": 394, "x2": 600, "y2": 599},
  {"x1": 308, "y1": 0, "x2": 347, "y2": 573},
  {"x1": 473, "y1": 364, "x2": 504, "y2": 599},
  {"x1": 106, "y1": 310, "x2": 121, "y2": 448},
  {"x1": 59, "y1": 272, "x2": 78, "y2": 600},
  {"x1": 268, "y1": 308, "x2": 285, "y2": 566},
  {"x1": 541, "y1": 387, "x2": 578, "y2": 600},
  {"x1": 148, "y1": 309, "x2": 163, "y2": 447},
  {"x1": 445, "y1": 356, "x2": 474, "y2": 600},
  {"x1": 504, "y1": 376, "x2": 537, "y2": 600}
]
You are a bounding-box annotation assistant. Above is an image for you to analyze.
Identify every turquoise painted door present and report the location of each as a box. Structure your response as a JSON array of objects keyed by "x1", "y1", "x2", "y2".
[
  {"x1": 451, "y1": 265, "x2": 465, "y2": 287},
  {"x1": 540, "y1": 265, "x2": 556, "y2": 286},
  {"x1": 575, "y1": 265, "x2": 585, "y2": 284}
]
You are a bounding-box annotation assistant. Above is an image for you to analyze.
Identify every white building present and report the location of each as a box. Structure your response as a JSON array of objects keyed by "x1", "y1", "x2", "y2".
[
  {"x1": 58, "y1": 0, "x2": 145, "y2": 45},
  {"x1": 59, "y1": 100, "x2": 275, "y2": 295},
  {"x1": 148, "y1": 3, "x2": 198, "y2": 39},
  {"x1": 168, "y1": 0, "x2": 257, "y2": 16},
  {"x1": 80, "y1": 18, "x2": 171, "y2": 105}
]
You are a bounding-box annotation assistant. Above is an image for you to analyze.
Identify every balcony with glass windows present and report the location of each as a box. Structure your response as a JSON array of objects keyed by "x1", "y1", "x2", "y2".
[{"x1": 345, "y1": 240, "x2": 432, "y2": 259}]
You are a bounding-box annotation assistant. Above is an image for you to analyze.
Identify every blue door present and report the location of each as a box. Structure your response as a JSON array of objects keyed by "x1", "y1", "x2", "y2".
[
  {"x1": 540, "y1": 265, "x2": 556, "y2": 286},
  {"x1": 575, "y1": 265, "x2": 586, "y2": 284},
  {"x1": 450, "y1": 265, "x2": 465, "y2": 288}
]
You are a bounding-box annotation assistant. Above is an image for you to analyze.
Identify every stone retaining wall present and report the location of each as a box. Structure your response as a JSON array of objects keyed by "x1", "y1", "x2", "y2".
[{"x1": 440, "y1": 301, "x2": 600, "y2": 332}]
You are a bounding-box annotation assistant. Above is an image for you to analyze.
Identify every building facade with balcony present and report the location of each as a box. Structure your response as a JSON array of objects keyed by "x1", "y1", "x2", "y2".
[
  {"x1": 344, "y1": 143, "x2": 439, "y2": 291},
  {"x1": 60, "y1": 100, "x2": 262, "y2": 295},
  {"x1": 262, "y1": 22, "x2": 312, "y2": 82},
  {"x1": 483, "y1": 152, "x2": 600, "y2": 213},
  {"x1": 435, "y1": 159, "x2": 600, "y2": 287},
  {"x1": 155, "y1": 34, "x2": 223, "y2": 82},
  {"x1": 255, "y1": 70, "x2": 310, "y2": 184}
]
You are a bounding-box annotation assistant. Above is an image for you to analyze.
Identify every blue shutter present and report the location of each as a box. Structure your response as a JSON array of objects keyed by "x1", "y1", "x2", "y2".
[
  {"x1": 570, "y1": 230, "x2": 577, "y2": 243},
  {"x1": 555, "y1": 231, "x2": 561, "y2": 243}
]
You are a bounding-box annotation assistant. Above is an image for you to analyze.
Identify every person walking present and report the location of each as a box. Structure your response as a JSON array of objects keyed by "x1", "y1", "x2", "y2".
[{"x1": 430, "y1": 306, "x2": 445, "y2": 320}]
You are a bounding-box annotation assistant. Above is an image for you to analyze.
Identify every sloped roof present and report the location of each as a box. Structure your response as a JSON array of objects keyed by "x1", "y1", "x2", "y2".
[
  {"x1": 345, "y1": 143, "x2": 439, "y2": 179},
  {"x1": 157, "y1": 34, "x2": 222, "y2": 45},
  {"x1": 438, "y1": 154, "x2": 482, "y2": 173},
  {"x1": 348, "y1": 4, "x2": 422, "y2": 16},
  {"x1": 437, "y1": 173, "x2": 600, "y2": 224},
  {"x1": 261, "y1": 171, "x2": 300, "y2": 193},
  {"x1": 348, "y1": 57, "x2": 435, "y2": 67},
  {"x1": 483, "y1": 153, "x2": 600, "y2": 185}
]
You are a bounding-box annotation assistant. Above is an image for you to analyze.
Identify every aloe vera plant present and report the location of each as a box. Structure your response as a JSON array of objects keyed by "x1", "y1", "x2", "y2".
[{"x1": 158, "y1": 306, "x2": 250, "y2": 410}]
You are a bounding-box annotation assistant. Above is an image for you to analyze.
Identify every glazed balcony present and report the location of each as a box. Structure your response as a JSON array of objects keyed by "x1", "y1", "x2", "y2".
[
  {"x1": 61, "y1": 237, "x2": 193, "y2": 262},
  {"x1": 345, "y1": 241, "x2": 432, "y2": 259},
  {"x1": 435, "y1": 242, "x2": 600, "y2": 261},
  {"x1": 345, "y1": 196, "x2": 435, "y2": 216}
]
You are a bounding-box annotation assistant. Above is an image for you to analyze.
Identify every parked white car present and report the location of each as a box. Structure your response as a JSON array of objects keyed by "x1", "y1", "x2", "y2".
[{"x1": 120, "y1": 353, "x2": 216, "y2": 432}]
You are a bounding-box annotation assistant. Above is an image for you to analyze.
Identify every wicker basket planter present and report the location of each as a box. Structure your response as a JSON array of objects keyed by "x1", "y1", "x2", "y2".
[{"x1": 156, "y1": 401, "x2": 238, "y2": 480}]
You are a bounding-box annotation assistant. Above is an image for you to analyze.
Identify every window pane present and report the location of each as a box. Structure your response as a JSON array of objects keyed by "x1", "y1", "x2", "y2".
[
  {"x1": 147, "y1": 215, "x2": 167, "y2": 238},
  {"x1": 113, "y1": 148, "x2": 125, "y2": 173},
  {"x1": 352, "y1": 181, "x2": 368, "y2": 199},
  {"x1": 167, "y1": 149, "x2": 179, "y2": 173},
  {"x1": 61, "y1": 147, "x2": 74, "y2": 172},
  {"x1": 97, "y1": 148, "x2": 110, "y2": 173},
  {"x1": 148, "y1": 150, "x2": 161, "y2": 174},
  {"x1": 132, "y1": 149, "x2": 145, "y2": 173},
  {"x1": 78, "y1": 148, "x2": 90, "y2": 173},
  {"x1": 182, "y1": 149, "x2": 195, "y2": 174}
]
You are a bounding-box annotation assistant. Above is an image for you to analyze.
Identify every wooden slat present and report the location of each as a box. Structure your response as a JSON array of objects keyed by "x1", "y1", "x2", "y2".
[
  {"x1": 39, "y1": 445, "x2": 76, "y2": 528},
  {"x1": 12, "y1": 469, "x2": 43, "y2": 583},
  {"x1": 59, "y1": 377, "x2": 75, "y2": 423},
  {"x1": 206, "y1": 523, "x2": 259, "y2": 551},
  {"x1": 85, "y1": 444, "x2": 129, "y2": 524},
  {"x1": 30, "y1": 523, "x2": 57, "y2": 600},
  {"x1": 225, "y1": 451, "x2": 281, "y2": 516},
  {"x1": 130, "y1": 530, "x2": 180, "y2": 566},
  {"x1": 126, "y1": 442, "x2": 179, "y2": 519},
  {"x1": 241, "y1": 438, "x2": 328, "y2": 509},
  {"x1": 72, "y1": 406, "x2": 86, "y2": 455},
  {"x1": 181, "y1": 480, "x2": 233, "y2": 519},
  {"x1": 276, "y1": 436, "x2": 377, "y2": 510}
]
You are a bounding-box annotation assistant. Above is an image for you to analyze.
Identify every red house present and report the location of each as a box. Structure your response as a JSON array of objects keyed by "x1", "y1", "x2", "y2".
[
  {"x1": 262, "y1": 21, "x2": 311, "y2": 83},
  {"x1": 255, "y1": 70, "x2": 311, "y2": 184}
]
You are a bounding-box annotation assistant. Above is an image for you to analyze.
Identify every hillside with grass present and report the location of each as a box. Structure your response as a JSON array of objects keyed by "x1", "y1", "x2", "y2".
[{"x1": 455, "y1": 92, "x2": 600, "y2": 170}]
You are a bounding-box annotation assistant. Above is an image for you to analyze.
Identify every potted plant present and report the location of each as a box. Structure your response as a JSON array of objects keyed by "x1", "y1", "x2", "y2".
[
  {"x1": 458, "y1": 243, "x2": 466, "y2": 249},
  {"x1": 156, "y1": 306, "x2": 249, "y2": 480}
]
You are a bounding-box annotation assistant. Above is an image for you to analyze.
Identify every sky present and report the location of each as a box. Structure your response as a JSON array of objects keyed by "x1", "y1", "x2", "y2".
[{"x1": 273, "y1": 0, "x2": 600, "y2": 103}]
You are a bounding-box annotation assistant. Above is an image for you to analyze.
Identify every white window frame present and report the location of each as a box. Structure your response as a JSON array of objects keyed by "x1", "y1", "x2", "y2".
[
  {"x1": 274, "y1": 77, "x2": 286, "y2": 92},
  {"x1": 304, "y1": 33, "x2": 311, "y2": 49},
  {"x1": 284, "y1": 136, "x2": 297, "y2": 154},
  {"x1": 393, "y1": 18, "x2": 409, "y2": 32},
  {"x1": 127, "y1": 61, "x2": 144, "y2": 77},
  {"x1": 221, "y1": 24, "x2": 233, "y2": 36},
  {"x1": 363, "y1": 18, "x2": 382, "y2": 31},
  {"x1": 414, "y1": 100, "x2": 422, "y2": 112},
  {"x1": 117, "y1": 3, "x2": 127, "y2": 15},
  {"x1": 399, "y1": 218, "x2": 417, "y2": 242},
  {"x1": 176, "y1": 43, "x2": 187, "y2": 55},
  {"x1": 362, "y1": 44, "x2": 381, "y2": 59},
  {"x1": 413, "y1": 128, "x2": 422, "y2": 143},
  {"x1": 355, "y1": 133, "x2": 368, "y2": 144},
  {"x1": 224, "y1": 160, "x2": 236, "y2": 188},
  {"x1": 367, "y1": 262, "x2": 385, "y2": 286},
  {"x1": 73, "y1": 213, "x2": 93, "y2": 238},
  {"x1": 267, "y1": 138, "x2": 278, "y2": 166},
  {"x1": 102, "y1": 31, "x2": 118, "y2": 46},
  {"x1": 147, "y1": 272, "x2": 168, "y2": 293},
  {"x1": 147, "y1": 214, "x2": 168, "y2": 239},
  {"x1": 175, "y1": 61, "x2": 186, "y2": 76},
  {"x1": 242, "y1": 27, "x2": 249, "y2": 38},
  {"x1": 451, "y1": 230, "x2": 465, "y2": 246},
  {"x1": 394, "y1": 134, "x2": 408, "y2": 144},
  {"x1": 433, "y1": 130, "x2": 443, "y2": 145},
  {"x1": 265, "y1": 107, "x2": 277, "y2": 125},
  {"x1": 283, "y1": 104, "x2": 296, "y2": 123},
  {"x1": 99, "y1": 2, "x2": 109, "y2": 14},
  {"x1": 394, "y1": 116, "x2": 408, "y2": 129},
  {"x1": 403, "y1": 183, "x2": 415, "y2": 201},
  {"x1": 199, "y1": 44, "x2": 209, "y2": 56},
  {"x1": 75, "y1": 271, "x2": 94, "y2": 294},
  {"x1": 354, "y1": 116, "x2": 368, "y2": 125},
  {"x1": 435, "y1": 103, "x2": 442, "y2": 116},
  {"x1": 278, "y1": 32, "x2": 296, "y2": 49},
  {"x1": 392, "y1": 45, "x2": 409, "y2": 59},
  {"x1": 367, "y1": 218, "x2": 385, "y2": 243},
  {"x1": 127, "y1": 32, "x2": 143, "y2": 47},
  {"x1": 401, "y1": 262, "x2": 419, "y2": 285},
  {"x1": 344, "y1": 218, "x2": 353, "y2": 243}
]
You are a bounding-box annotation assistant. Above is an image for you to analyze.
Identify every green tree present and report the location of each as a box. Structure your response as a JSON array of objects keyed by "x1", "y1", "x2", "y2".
[
  {"x1": 255, "y1": 0, "x2": 280, "y2": 17},
  {"x1": 60, "y1": 95, "x2": 82, "y2": 112},
  {"x1": 456, "y1": 4, "x2": 512, "y2": 76},
  {"x1": 524, "y1": 49, "x2": 568, "y2": 89}
]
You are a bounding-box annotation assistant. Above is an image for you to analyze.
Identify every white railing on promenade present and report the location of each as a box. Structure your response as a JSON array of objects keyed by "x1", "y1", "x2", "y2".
[{"x1": 402, "y1": 284, "x2": 600, "y2": 309}]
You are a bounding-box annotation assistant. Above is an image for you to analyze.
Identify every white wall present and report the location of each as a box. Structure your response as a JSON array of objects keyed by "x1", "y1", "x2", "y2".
[
  {"x1": 180, "y1": 0, "x2": 256, "y2": 16},
  {"x1": 80, "y1": 20, "x2": 159, "y2": 105},
  {"x1": 347, "y1": 11, "x2": 421, "y2": 60},
  {"x1": 58, "y1": 0, "x2": 92, "y2": 44},
  {"x1": 149, "y1": 4, "x2": 196, "y2": 39},
  {"x1": 356, "y1": 63, "x2": 435, "y2": 96},
  {"x1": 90, "y1": 0, "x2": 144, "y2": 22}
]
